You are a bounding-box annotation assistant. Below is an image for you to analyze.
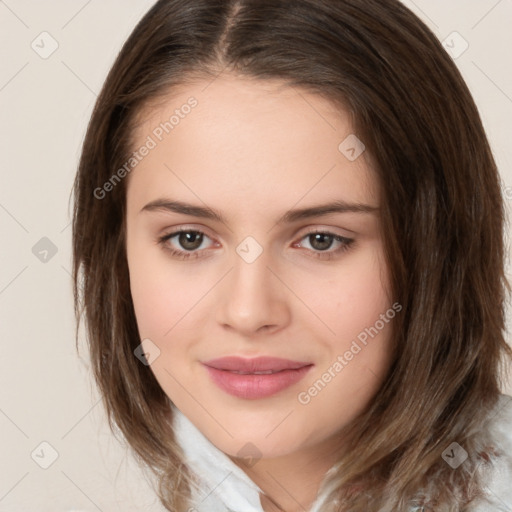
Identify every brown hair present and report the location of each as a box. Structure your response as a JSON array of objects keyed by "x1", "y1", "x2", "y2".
[{"x1": 72, "y1": 0, "x2": 512, "y2": 510}]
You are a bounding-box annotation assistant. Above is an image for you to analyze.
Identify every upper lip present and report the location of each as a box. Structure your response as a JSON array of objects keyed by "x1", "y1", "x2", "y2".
[{"x1": 202, "y1": 356, "x2": 312, "y2": 372}]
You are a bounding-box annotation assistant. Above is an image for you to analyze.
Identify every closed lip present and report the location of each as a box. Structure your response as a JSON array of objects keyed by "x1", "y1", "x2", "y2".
[{"x1": 202, "y1": 356, "x2": 312, "y2": 373}]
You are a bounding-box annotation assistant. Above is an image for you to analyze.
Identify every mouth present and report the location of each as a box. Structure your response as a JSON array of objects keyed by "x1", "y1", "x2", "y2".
[{"x1": 202, "y1": 356, "x2": 313, "y2": 399}]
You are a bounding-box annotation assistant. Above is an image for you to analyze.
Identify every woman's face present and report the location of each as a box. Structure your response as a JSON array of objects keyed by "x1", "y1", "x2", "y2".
[{"x1": 125, "y1": 74, "x2": 396, "y2": 461}]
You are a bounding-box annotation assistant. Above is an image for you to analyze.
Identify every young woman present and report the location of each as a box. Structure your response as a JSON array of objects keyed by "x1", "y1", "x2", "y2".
[{"x1": 72, "y1": 0, "x2": 512, "y2": 510}]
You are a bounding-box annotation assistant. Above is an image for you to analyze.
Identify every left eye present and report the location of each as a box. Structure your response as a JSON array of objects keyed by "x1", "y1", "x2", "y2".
[
  {"x1": 297, "y1": 232, "x2": 346, "y2": 252},
  {"x1": 158, "y1": 229, "x2": 354, "y2": 260}
]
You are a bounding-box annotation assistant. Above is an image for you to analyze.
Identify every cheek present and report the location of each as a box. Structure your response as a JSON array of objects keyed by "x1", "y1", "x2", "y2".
[
  {"x1": 127, "y1": 238, "x2": 178, "y2": 339},
  {"x1": 129, "y1": 268, "x2": 195, "y2": 340},
  {"x1": 297, "y1": 243, "x2": 391, "y2": 343},
  {"x1": 127, "y1": 243, "x2": 217, "y2": 348},
  {"x1": 127, "y1": 247, "x2": 201, "y2": 398}
]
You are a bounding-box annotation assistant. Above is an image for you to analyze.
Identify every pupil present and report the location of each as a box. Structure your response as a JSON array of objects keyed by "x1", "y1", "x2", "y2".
[
  {"x1": 311, "y1": 233, "x2": 333, "y2": 251},
  {"x1": 179, "y1": 231, "x2": 202, "y2": 250}
]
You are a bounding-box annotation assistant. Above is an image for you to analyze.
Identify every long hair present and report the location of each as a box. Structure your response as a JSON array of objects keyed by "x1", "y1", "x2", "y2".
[{"x1": 71, "y1": 0, "x2": 512, "y2": 509}]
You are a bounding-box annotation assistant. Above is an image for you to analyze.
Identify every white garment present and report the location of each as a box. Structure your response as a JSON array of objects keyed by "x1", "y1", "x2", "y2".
[{"x1": 172, "y1": 395, "x2": 512, "y2": 511}]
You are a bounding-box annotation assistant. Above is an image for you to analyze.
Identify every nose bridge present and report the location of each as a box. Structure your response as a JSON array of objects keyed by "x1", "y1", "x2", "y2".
[
  {"x1": 232, "y1": 242, "x2": 271, "y2": 293},
  {"x1": 216, "y1": 238, "x2": 289, "y2": 334},
  {"x1": 230, "y1": 240, "x2": 275, "y2": 307}
]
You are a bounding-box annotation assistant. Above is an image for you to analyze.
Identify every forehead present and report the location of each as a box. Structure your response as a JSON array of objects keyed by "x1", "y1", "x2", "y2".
[{"x1": 127, "y1": 74, "x2": 378, "y2": 213}]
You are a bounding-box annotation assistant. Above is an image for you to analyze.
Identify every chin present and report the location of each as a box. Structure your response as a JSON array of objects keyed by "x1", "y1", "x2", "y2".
[{"x1": 200, "y1": 412, "x2": 319, "y2": 460}]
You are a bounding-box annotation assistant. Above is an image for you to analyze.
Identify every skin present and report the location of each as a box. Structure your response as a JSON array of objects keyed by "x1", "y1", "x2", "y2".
[{"x1": 125, "y1": 73, "x2": 396, "y2": 511}]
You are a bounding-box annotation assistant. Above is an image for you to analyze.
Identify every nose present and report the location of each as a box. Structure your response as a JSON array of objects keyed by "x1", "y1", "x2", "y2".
[{"x1": 216, "y1": 248, "x2": 291, "y2": 337}]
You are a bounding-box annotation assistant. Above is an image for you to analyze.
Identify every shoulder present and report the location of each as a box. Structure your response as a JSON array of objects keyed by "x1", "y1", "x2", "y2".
[
  {"x1": 486, "y1": 394, "x2": 512, "y2": 447},
  {"x1": 467, "y1": 394, "x2": 512, "y2": 511}
]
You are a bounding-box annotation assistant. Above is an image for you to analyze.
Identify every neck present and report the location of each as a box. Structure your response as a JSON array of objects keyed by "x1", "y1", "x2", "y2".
[{"x1": 230, "y1": 435, "x2": 341, "y2": 512}]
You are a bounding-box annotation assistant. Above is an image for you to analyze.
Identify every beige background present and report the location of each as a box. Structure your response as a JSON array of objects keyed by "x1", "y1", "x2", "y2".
[{"x1": 0, "y1": 1, "x2": 511, "y2": 510}]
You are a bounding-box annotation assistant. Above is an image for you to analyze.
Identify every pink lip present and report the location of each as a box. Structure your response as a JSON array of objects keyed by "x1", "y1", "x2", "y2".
[{"x1": 202, "y1": 356, "x2": 313, "y2": 399}]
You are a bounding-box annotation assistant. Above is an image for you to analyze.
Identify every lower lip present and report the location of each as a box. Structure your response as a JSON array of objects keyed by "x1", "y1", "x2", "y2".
[{"x1": 203, "y1": 364, "x2": 313, "y2": 399}]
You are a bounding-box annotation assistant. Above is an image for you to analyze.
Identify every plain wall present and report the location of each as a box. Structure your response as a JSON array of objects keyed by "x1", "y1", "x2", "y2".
[{"x1": 1, "y1": 1, "x2": 511, "y2": 510}]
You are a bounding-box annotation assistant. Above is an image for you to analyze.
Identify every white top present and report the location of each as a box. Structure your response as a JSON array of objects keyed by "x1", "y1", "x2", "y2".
[{"x1": 172, "y1": 395, "x2": 512, "y2": 511}]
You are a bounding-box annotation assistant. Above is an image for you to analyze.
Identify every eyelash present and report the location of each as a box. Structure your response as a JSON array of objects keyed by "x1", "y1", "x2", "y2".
[{"x1": 157, "y1": 228, "x2": 355, "y2": 261}]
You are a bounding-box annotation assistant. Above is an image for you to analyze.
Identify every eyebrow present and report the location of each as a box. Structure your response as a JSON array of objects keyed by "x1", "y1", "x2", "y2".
[{"x1": 140, "y1": 198, "x2": 378, "y2": 224}]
